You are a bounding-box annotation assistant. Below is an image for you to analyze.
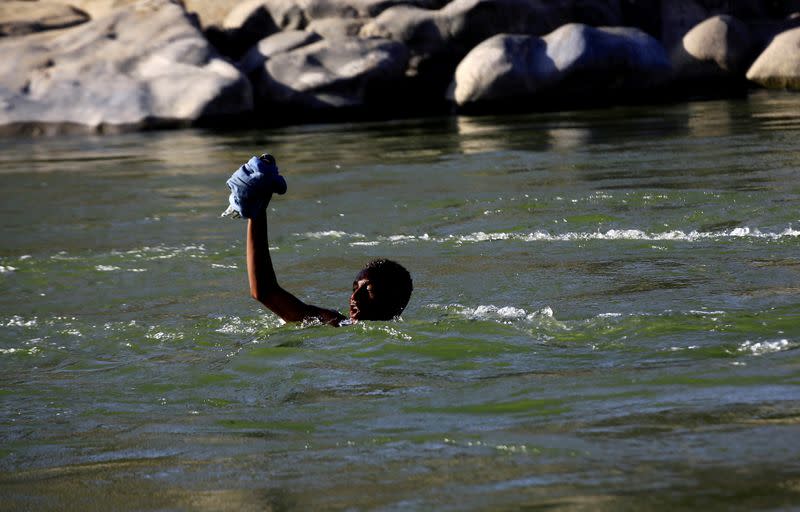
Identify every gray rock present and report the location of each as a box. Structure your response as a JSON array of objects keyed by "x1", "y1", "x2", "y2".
[
  {"x1": 0, "y1": 1, "x2": 89, "y2": 36},
  {"x1": 748, "y1": 13, "x2": 800, "y2": 51},
  {"x1": 51, "y1": 0, "x2": 144, "y2": 20},
  {"x1": 256, "y1": 0, "x2": 449, "y2": 27},
  {"x1": 360, "y1": 0, "x2": 622, "y2": 83},
  {"x1": 306, "y1": 17, "x2": 366, "y2": 40},
  {"x1": 255, "y1": 37, "x2": 408, "y2": 112},
  {"x1": 450, "y1": 23, "x2": 671, "y2": 108},
  {"x1": 182, "y1": 0, "x2": 241, "y2": 29},
  {"x1": 658, "y1": 0, "x2": 779, "y2": 52},
  {"x1": 218, "y1": 0, "x2": 446, "y2": 58},
  {"x1": 216, "y1": 0, "x2": 282, "y2": 58},
  {"x1": 671, "y1": 15, "x2": 755, "y2": 84},
  {"x1": 746, "y1": 26, "x2": 800, "y2": 90},
  {"x1": 239, "y1": 30, "x2": 321, "y2": 75},
  {"x1": 0, "y1": 0, "x2": 253, "y2": 134}
]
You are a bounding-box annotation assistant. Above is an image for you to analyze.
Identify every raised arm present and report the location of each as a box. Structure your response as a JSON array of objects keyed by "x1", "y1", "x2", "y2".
[{"x1": 247, "y1": 211, "x2": 345, "y2": 325}]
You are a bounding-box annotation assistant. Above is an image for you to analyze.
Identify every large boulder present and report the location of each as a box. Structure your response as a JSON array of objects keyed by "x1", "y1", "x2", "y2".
[
  {"x1": 0, "y1": 1, "x2": 89, "y2": 36},
  {"x1": 210, "y1": 0, "x2": 283, "y2": 59},
  {"x1": 746, "y1": 26, "x2": 800, "y2": 90},
  {"x1": 671, "y1": 15, "x2": 755, "y2": 91},
  {"x1": 247, "y1": 0, "x2": 450, "y2": 28},
  {"x1": 658, "y1": 0, "x2": 784, "y2": 52},
  {"x1": 306, "y1": 17, "x2": 367, "y2": 40},
  {"x1": 748, "y1": 13, "x2": 800, "y2": 52},
  {"x1": 239, "y1": 29, "x2": 321, "y2": 75},
  {"x1": 360, "y1": 0, "x2": 622, "y2": 96},
  {"x1": 0, "y1": 0, "x2": 253, "y2": 135},
  {"x1": 450, "y1": 23, "x2": 671, "y2": 110},
  {"x1": 182, "y1": 0, "x2": 241, "y2": 29},
  {"x1": 254, "y1": 37, "x2": 409, "y2": 117},
  {"x1": 213, "y1": 0, "x2": 446, "y2": 58}
]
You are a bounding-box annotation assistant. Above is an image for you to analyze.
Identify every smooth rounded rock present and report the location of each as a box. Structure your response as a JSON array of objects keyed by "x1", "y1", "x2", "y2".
[
  {"x1": 747, "y1": 26, "x2": 800, "y2": 90},
  {"x1": 182, "y1": 0, "x2": 241, "y2": 29},
  {"x1": 215, "y1": 0, "x2": 282, "y2": 57},
  {"x1": 238, "y1": 30, "x2": 321, "y2": 74},
  {"x1": 306, "y1": 17, "x2": 366, "y2": 40},
  {"x1": 658, "y1": 0, "x2": 777, "y2": 52},
  {"x1": 0, "y1": 0, "x2": 253, "y2": 134},
  {"x1": 672, "y1": 15, "x2": 755, "y2": 83},
  {"x1": 255, "y1": 37, "x2": 409, "y2": 113},
  {"x1": 451, "y1": 23, "x2": 671, "y2": 109},
  {"x1": 361, "y1": 0, "x2": 622, "y2": 89},
  {"x1": 0, "y1": 1, "x2": 89, "y2": 36}
]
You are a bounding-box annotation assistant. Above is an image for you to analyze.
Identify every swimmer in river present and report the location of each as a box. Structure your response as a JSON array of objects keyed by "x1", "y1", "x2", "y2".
[{"x1": 238, "y1": 155, "x2": 413, "y2": 326}]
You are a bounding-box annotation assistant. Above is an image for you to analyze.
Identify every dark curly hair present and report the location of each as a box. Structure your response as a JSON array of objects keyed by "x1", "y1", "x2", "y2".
[{"x1": 356, "y1": 259, "x2": 413, "y2": 320}]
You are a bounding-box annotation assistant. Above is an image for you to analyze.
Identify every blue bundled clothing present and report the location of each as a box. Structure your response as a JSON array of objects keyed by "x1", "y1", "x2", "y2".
[{"x1": 221, "y1": 155, "x2": 287, "y2": 219}]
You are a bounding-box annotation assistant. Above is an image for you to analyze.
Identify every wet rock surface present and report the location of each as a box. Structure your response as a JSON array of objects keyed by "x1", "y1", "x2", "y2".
[
  {"x1": 254, "y1": 37, "x2": 409, "y2": 116},
  {"x1": 1, "y1": 0, "x2": 798, "y2": 133},
  {"x1": 0, "y1": 0, "x2": 252, "y2": 134},
  {"x1": 450, "y1": 24, "x2": 671, "y2": 110},
  {"x1": 747, "y1": 26, "x2": 800, "y2": 91}
]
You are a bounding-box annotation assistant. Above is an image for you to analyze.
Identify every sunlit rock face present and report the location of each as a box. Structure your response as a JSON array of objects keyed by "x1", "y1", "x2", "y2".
[
  {"x1": 1, "y1": 0, "x2": 798, "y2": 133},
  {"x1": 0, "y1": 1, "x2": 89, "y2": 36},
  {"x1": 747, "y1": 27, "x2": 800, "y2": 91},
  {"x1": 211, "y1": 0, "x2": 446, "y2": 58},
  {"x1": 253, "y1": 37, "x2": 409, "y2": 115},
  {"x1": 360, "y1": 0, "x2": 622, "y2": 95},
  {"x1": 671, "y1": 15, "x2": 755, "y2": 85},
  {"x1": 450, "y1": 23, "x2": 670, "y2": 111},
  {"x1": 0, "y1": 0, "x2": 252, "y2": 134}
]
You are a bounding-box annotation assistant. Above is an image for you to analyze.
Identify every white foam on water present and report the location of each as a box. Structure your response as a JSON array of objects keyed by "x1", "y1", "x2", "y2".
[
  {"x1": 145, "y1": 330, "x2": 184, "y2": 342},
  {"x1": 476, "y1": 305, "x2": 527, "y2": 319},
  {"x1": 211, "y1": 263, "x2": 238, "y2": 269},
  {"x1": 387, "y1": 234, "x2": 430, "y2": 243},
  {"x1": 669, "y1": 345, "x2": 699, "y2": 352},
  {"x1": 4, "y1": 315, "x2": 37, "y2": 327},
  {"x1": 95, "y1": 265, "x2": 148, "y2": 272},
  {"x1": 114, "y1": 244, "x2": 207, "y2": 261},
  {"x1": 300, "y1": 230, "x2": 364, "y2": 239},
  {"x1": 688, "y1": 310, "x2": 726, "y2": 316},
  {"x1": 339, "y1": 226, "x2": 799, "y2": 247},
  {"x1": 51, "y1": 251, "x2": 79, "y2": 261},
  {"x1": 0, "y1": 265, "x2": 17, "y2": 273},
  {"x1": 215, "y1": 316, "x2": 259, "y2": 335},
  {"x1": 214, "y1": 315, "x2": 283, "y2": 335},
  {"x1": 738, "y1": 339, "x2": 794, "y2": 356},
  {"x1": 432, "y1": 303, "x2": 554, "y2": 322},
  {"x1": 0, "y1": 347, "x2": 41, "y2": 355},
  {"x1": 360, "y1": 324, "x2": 413, "y2": 341},
  {"x1": 537, "y1": 306, "x2": 554, "y2": 318}
]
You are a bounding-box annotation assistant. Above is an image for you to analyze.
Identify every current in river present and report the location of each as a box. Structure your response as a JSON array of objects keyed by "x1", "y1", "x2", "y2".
[{"x1": 1, "y1": 91, "x2": 800, "y2": 510}]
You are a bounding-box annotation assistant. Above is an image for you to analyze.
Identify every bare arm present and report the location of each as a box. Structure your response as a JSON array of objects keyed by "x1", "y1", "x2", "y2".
[{"x1": 247, "y1": 211, "x2": 344, "y2": 325}]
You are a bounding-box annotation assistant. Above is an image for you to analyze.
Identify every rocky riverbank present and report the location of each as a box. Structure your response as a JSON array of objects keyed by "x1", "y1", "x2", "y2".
[{"x1": 1, "y1": 0, "x2": 798, "y2": 135}]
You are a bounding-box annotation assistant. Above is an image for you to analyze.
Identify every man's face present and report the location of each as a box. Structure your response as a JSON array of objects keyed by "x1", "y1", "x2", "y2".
[{"x1": 350, "y1": 276, "x2": 381, "y2": 321}]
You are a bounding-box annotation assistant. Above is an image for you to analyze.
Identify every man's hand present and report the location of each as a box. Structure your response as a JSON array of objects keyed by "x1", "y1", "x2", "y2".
[{"x1": 223, "y1": 154, "x2": 287, "y2": 219}]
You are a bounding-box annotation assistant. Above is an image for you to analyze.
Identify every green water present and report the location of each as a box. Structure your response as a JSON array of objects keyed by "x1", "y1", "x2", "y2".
[{"x1": 1, "y1": 91, "x2": 800, "y2": 510}]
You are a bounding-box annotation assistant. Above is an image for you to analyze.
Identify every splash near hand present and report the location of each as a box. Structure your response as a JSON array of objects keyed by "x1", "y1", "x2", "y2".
[{"x1": 221, "y1": 153, "x2": 287, "y2": 219}]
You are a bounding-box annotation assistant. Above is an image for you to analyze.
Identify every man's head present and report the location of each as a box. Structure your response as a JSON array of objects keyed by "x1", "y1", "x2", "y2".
[{"x1": 349, "y1": 259, "x2": 413, "y2": 321}]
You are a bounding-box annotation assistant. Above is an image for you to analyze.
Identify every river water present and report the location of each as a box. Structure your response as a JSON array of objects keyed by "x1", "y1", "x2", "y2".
[{"x1": 1, "y1": 91, "x2": 799, "y2": 510}]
